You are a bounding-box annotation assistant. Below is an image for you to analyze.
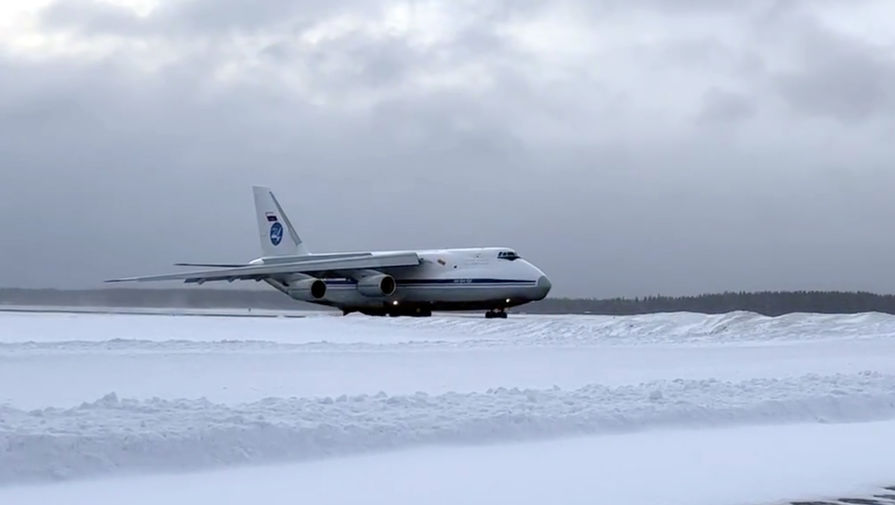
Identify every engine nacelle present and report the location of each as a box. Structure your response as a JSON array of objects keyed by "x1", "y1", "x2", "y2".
[
  {"x1": 356, "y1": 274, "x2": 397, "y2": 297},
  {"x1": 287, "y1": 278, "x2": 327, "y2": 301}
]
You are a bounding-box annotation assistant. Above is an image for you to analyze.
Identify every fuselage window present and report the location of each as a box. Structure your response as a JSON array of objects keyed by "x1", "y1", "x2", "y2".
[{"x1": 498, "y1": 251, "x2": 519, "y2": 261}]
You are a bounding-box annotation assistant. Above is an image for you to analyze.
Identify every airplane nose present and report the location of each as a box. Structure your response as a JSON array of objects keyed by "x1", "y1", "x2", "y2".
[{"x1": 535, "y1": 275, "x2": 552, "y2": 300}]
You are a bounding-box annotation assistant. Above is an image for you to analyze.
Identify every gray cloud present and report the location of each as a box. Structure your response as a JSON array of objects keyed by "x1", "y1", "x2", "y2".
[
  {"x1": 698, "y1": 87, "x2": 756, "y2": 124},
  {"x1": 39, "y1": 0, "x2": 366, "y2": 35},
  {"x1": 39, "y1": 1, "x2": 146, "y2": 35},
  {"x1": 774, "y1": 27, "x2": 895, "y2": 123},
  {"x1": 2, "y1": 0, "x2": 895, "y2": 298}
]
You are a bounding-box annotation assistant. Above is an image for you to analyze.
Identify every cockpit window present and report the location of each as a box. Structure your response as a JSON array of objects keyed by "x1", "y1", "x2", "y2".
[{"x1": 497, "y1": 250, "x2": 520, "y2": 261}]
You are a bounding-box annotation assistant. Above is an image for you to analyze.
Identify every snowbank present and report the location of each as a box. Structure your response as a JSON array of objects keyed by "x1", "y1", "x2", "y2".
[
  {"x1": 403, "y1": 310, "x2": 895, "y2": 346},
  {"x1": 3, "y1": 310, "x2": 895, "y2": 349},
  {"x1": 3, "y1": 371, "x2": 895, "y2": 484},
  {"x1": 5, "y1": 422, "x2": 895, "y2": 505}
]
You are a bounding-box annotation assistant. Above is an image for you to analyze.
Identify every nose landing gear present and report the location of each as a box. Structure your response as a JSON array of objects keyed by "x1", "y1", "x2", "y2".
[{"x1": 485, "y1": 309, "x2": 508, "y2": 319}]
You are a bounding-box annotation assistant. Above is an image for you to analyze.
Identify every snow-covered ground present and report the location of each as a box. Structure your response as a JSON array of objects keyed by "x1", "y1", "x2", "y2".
[
  {"x1": 4, "y1": 422, "x2": 895, "y2": 505},
  {"x1": 1, "y1": 310, "x2": 895, "y2": 504}
]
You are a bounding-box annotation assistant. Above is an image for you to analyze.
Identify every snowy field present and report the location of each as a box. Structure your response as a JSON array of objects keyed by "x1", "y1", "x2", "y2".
[{"x1": 1, "y1": 309, "x2": 895, "y2": 504}]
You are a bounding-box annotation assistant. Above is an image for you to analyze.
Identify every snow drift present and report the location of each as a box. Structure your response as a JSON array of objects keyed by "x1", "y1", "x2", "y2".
[
  {"x1": 3, "y1": 371, "x2": 895, "y2": 485},
  {"x1": 3, "y1": 310, "x2": 895, "y2": 349}
]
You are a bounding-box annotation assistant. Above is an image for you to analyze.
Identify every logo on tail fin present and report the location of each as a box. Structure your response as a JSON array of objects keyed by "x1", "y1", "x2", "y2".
[{"x1": 269, "y1": 222, "x2": 284, "y2": 246}]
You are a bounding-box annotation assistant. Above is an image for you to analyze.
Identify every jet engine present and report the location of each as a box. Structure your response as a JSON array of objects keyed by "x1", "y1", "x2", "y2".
[
  {"x1": 357, "y1": 274, "x2": 397, "y2": 297},
  {"x1": 286, "y1": 277, "x2": 327, "y2": 301}
]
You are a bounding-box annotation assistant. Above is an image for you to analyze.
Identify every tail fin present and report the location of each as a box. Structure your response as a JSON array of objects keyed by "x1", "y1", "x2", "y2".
[{"x1": 252, "y1": 186, "x2": 310, "y2": 257}]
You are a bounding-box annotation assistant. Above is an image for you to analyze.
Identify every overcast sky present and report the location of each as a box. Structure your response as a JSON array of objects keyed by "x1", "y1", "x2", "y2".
[{"x1": 2, "y1": 0, "x2": 895, "y2": 298}]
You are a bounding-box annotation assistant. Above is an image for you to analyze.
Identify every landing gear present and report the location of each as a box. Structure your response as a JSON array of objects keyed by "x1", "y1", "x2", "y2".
[{"x1": 485, "y1": 309, "x2": 508, "y2": 319}]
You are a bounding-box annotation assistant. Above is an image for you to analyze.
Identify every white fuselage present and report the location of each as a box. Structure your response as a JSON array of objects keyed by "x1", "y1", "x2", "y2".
[{"x1": 258, "y1": 247, "x2": 551, "y2": 314}]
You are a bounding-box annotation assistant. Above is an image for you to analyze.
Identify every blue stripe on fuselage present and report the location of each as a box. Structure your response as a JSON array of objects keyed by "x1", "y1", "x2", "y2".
[{"x1": 324, "y1": 278, "x2": 536, "y2": 286}]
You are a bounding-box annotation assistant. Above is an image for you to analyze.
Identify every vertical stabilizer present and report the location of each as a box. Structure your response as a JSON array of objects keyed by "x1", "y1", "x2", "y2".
[{"x1": 252, "y1": 186, "x2": 309, "y2": 257}]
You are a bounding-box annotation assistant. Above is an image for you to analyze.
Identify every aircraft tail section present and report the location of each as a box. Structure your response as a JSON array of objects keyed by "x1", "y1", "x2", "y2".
[{"x1": 252, "y1": 186, "x2": 309, "y2": 257}]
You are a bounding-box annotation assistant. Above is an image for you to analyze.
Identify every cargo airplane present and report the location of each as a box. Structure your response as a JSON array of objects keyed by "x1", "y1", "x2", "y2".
[{"x1": 107, "y1": 186, "x2": 552, "y2": 318}]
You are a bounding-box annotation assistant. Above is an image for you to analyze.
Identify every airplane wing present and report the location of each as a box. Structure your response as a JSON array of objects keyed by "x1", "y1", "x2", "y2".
[
  {"x1": 107, "y1": 252, "x2": 421, "y2": 284},
  {"x1": 173, "y1": 262, "x2": 249, "y2": 267}
]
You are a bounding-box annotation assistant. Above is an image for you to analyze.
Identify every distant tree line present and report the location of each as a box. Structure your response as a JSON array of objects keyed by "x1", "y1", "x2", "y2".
[
  {"x1": 3, "y1": 288, "x2": 895, "y2": 316},
  {"x1": 524, "y1": 291, "x2": 895, "y2": 316}
]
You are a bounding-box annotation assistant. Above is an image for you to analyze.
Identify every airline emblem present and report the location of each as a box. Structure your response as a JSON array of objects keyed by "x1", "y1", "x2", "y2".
[{"x1": 269, "y1": 222, "x2": 284, "y2": 246}]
